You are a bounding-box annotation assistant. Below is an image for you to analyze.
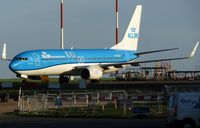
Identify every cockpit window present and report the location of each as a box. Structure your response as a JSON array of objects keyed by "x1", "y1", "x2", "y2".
[{"x1": 16, "y1": 58, "x2": 28, "y2": 61}]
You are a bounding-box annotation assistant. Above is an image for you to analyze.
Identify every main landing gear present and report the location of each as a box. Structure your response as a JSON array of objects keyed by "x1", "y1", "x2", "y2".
[
  {"x1": 90, "y1": 80, "x2": 100, "y2": 84},
  {"x1": 59, "y1": 75, "x2": 69, "y2": 85}
]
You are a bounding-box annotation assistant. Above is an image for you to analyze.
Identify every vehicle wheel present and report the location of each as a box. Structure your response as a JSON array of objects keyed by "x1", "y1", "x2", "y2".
[
  {"x1": 181, "y1": 119, "x2": 196, "y2": 128},
  {"x1": 172, "y1": 120, "x2": 182, "y2": 128}
]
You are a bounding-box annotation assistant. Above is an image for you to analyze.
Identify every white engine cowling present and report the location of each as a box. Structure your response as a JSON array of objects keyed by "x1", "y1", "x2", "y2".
[{"x1": 81, "y1": 67, "x2": 103, "y2": 80}]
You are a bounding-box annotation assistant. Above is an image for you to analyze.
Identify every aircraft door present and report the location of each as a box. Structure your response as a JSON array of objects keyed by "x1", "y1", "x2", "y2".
[{"x1": 33, "y1": 53, "x2": 40, "y2": 66}]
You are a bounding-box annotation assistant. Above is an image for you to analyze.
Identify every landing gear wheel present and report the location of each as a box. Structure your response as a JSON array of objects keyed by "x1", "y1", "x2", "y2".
[
  {"x1": 22, "y1": 79, "x2": 26, "y2": 83},
  {"x1": 59, "y1": 75, "x2": 69, "y2": 85},
  {"x1": 90, "y1": 80, "x2": 99, "y2": 84},
  {"x1": 21, "y1": 79, "x2": 27, "y2": 88}
]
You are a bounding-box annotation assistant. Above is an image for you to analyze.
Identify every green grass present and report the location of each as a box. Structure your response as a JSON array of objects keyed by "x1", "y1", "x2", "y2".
[
  {"x1": 16, "y1": 104, "x2": 133, "y2": 118},
  {"x1": 0, "y1": 78, "x2": 22, "y2": 83}
]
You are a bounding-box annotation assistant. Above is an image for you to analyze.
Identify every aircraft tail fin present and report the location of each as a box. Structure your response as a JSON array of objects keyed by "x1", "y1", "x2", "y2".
[{"x1": 111, "y1": 5, "x2": 142, "y2": 51}]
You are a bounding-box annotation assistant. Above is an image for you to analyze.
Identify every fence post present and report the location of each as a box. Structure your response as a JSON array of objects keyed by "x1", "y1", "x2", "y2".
[
  {"x1": 27, "y1": 97, "x2": 30, "y2": 112},
  {"x1": 97, "y1": 92, "x2": 99, "y2": 104},
  {"x1": 102, "y1": 104, "x2": 105, "y2": 111},
  {"x1": 17, "y1": 86, "x2": 21, "y2": 110},
  {"x1": 73, "y1": 92, "x2": 76, "y2": 106},
  {"x1": 123, "y1": 100, "x2": 126, "y2": 115},
  {"x1": 115, "y1": 100, "x2": 117, "y2": 110},
  {"x1": 86, "y1": 93, "x2": 88, "y2": 106},
  {"x1": 22, "y1": 92, "x2": 24, "y2": 111}
]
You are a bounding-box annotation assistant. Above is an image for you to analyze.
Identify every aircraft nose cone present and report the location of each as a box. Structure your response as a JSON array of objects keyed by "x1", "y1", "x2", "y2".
[{"x1": 9, "y1": 61, "x2": 17, "y2": 72}]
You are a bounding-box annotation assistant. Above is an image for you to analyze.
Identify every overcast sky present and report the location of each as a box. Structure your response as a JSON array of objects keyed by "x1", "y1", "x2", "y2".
[{"x1": 0, "y1": 0, "x2": 200, "y2": 78}]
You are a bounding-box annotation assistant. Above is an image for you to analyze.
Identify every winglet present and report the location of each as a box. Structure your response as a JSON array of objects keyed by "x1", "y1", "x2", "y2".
[
  {"x1": 189, "y1": 41, "x2": 199, "y2": 58},
  {"x1": 1, "y1": 43, "x2": 11, "y2": 61},
  {"x1": 1, "y1": 43, "x2": 7, "y2": 60}
]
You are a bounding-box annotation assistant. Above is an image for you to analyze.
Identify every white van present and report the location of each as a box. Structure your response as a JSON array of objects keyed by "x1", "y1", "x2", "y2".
[{"x1": 166, "y1": 93, "x2": 200, "y2": 128}]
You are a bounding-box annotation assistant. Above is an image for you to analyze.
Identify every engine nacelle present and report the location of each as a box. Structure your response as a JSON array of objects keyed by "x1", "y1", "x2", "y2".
[{"x1": 81, "y1": 67, "x2": 103, "y2": 80}]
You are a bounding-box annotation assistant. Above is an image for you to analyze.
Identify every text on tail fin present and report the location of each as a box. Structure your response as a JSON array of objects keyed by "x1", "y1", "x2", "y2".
[{"x1": 111, "y1": 5, "x2": 142, "y2": 51}]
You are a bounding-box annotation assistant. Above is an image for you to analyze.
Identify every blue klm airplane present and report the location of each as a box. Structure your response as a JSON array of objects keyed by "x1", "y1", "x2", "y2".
[{"x1": 1, "y1": 5, "x2": 199, "y2": 84}]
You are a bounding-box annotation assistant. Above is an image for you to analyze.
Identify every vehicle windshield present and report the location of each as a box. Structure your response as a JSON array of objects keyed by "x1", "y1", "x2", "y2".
[{"x1": 168, "y1": 95, "x2": 177, "y2": 109}]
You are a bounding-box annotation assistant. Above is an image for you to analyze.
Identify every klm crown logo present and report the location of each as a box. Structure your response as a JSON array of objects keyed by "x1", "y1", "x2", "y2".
[
  {"x1": 128, "y1": 27, "x2": 139, "y2": 39},
  {"x1": 41, "y1": 51, "x2": 51, "y2": 58}
]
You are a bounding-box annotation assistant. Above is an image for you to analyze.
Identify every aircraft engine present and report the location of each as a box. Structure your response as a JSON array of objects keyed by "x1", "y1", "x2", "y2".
[{"x1": 81, "y1": 67, "x2": 103, "y2": 80}]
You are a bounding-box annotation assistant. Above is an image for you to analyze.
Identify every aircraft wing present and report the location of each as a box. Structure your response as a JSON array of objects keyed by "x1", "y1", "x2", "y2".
[
  {"x1": 135, "y1": 48, "x2": 179, "y2": 56},
  {"x1": 129, "y1": 41, "x2": 199, "y2": 65},
  {"x1": 129, "y1": 57, "x2": 190, "y2": 65},
  {"x1": 103, "y1": 41, "x2": 199, "y2": 68}
]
